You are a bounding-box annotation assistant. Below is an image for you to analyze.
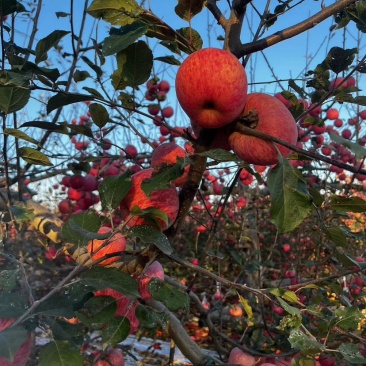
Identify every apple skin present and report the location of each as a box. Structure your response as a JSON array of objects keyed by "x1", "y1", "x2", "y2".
[
  {"x1": 176, "y1": 48, "x2": 248, "y2": 129},
  {"x1": 228, "y1": 347, "x2": 255, "y2": 365},
  {"x1": 93, "y1": 349, "x2": 125, "y2": 366},
  {"x1": 229, "y1": 93, "x2": 298, "y2": 166},
  {"x1": 87, "y1": 227, "x2": 126, "y2": 266},
  {"x1": 119, "y1": 168, "x2": 179, "y2": 231},
  {"x1": 138, "y1": 261, "x2": 165, "y2": 301},
  {"x1": 151, "y1": 142, "x2": 189, "y2": 186}
]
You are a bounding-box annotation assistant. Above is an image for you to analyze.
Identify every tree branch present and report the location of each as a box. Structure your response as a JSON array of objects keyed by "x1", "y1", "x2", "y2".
[
  {"x1": 233, "y1": 121, "x2": 366, "y2": 176},
  {"x1": 234, "y1": 0, "x2": 356, "y2": 57},
  {"x1": 206, "y1": 0, "x2": 228, "y2": 28},
  {"x1": 146, "y1": 298, "x2": 225, "y2": 365}
]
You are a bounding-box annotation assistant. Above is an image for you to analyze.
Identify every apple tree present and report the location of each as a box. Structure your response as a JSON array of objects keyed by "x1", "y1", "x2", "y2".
[{"x1": 1, "y1": 0, "x2": 366, "y2": 365}]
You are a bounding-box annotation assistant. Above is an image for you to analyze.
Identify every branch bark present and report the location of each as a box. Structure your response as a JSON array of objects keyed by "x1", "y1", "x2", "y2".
[{"x1": 233, "y1": 0, "x2": 356, "y2": 57}]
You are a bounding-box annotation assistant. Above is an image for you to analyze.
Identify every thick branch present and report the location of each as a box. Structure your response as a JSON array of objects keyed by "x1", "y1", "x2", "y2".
[
  {"x1": 235, "y1": 0, "x2": 356, "y2": 57},
  {"x1": 146, "y1": 299, "x2": 224, "y2": 365}
]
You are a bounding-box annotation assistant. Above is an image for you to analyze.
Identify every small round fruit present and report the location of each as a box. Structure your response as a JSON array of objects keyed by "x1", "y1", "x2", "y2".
[
  {"x1": 228, "y1": 347, "x2": 255, "y2": 366},
  {"x1": 176, "y1": 48, "x2": 248, "y2": 129},
  {"x1": 326, "y1": 108, "x2": 339, "y2": 120}
]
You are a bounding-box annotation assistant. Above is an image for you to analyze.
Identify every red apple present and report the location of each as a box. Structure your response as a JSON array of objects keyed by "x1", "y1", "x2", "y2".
[
  {"x1": 228, "y1": 347, "x2": 255, "y2": 365},
  {"x1": 151, "y1": 142, "x2": 189, "y2": 186},
  {"x1": 176, "y1": 48, "x2": 248, "y2": 129},
  {"x1": 119, "y1": 168, "x2": 179, "y2": 231},
  {"x1": 138, "y1": 261, "x2": 164, "y2": 301},
  {"x1": 93, "y1": 348, "x2": 125, "y2": 366},
  {"x1": 87, "y1": 227, "x2": 126, "y2": 265},
  {"x1": 229, "y1": 305, "x2": 243, "y2": 317},
  {"x1": 125, "y1": 144, "x2": 138, "y2": 159},
  {"x1": 228, "y1": 93, "x2": 298, "y2": 165}
]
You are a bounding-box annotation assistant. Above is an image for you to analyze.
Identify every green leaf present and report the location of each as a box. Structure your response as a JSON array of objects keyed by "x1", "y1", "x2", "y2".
[
  {"x1": 4, "y1": 128, "x2": 39, "y2": 146},
  {"x1": 135, "y1": 305, "x2": 159, "y2": 329},
  {"x1": 55, "y1": 12, "x2": 69, "y2": 18},
  {"x1": 87, "y1": 0, "x2": 142, "y2": 26},
  {"x1": 111, "y1": 40, "x2": 153, "y2": 90},
  {"x1": 0, "y1": 327, "x2": 28, "y2": 362},
  {"x1": 73, "y1": 70, "x2": 91, "y2": 82},
  {"x1": 102, "y1": 316, "x2": 130, "y2": 348},
  {"x1": 148, "y1": 278, "x2": 190, "y2": 313},
  {"x1": 20, "y1": 121, "x2": 69, "y2": 134},
  {"x1": 329, "y1": 195, "x2": 366, "y2": 213},
  {"x1": 46, "y1": 319, "x2": 84, "y2": 347},
  {"x1": 0, "y1": 270, "x2": 20, "y2": 292},
  {"x1": 61, "y1": 211, "x2": 103, "y2": 247},
  {"x1": 267, "y1": 158, "x2": 312, "y2": 232},
  {"x1": 9, "y1": 202, "x2": 35, "y2": 221},
  {"x1": 176, "y1": 27, "x2": 203, "y2": 50},
  {"x1": 103, "y1": 21, "x2": 148, "y2": 56},
  {"x1": 328, "y1": 131, "x2": 366, "y2": 160},
  {"x1": 333, "y1": 248, "x2": 360, "y2": 269},
  {"x1": 0, "y1": 86, "x2": 30, "y2": 114},
  {"x1": 39, "y1": 341, "x2": 83, "y2": 366},
  {"x1": 325, "y1": 226, "x2": 348, "y2": 246},
  {"x1": 338, "y1": 343, "x2": 366, "y2": 363},
  {"x1": 175, "y1": 0, "x2": 206, "y2": 21},
  {"x1": 88, "y1": 103, "x2": 109, "y2": 128},
  {"x1": 141, "y1": 164, "x2": 185, "y2": 197},
  {"x1": 33, "y1": 296, "x2": 75, "y2": 319},
  {"x1": 80, "y1": 267, "x2": 139, "y2": 299},
  {"x1": 198, "y1": 149, "x2": 241, "y2": 162},
  {"x1": 81, "y1": 56, "x2": 103, "y2": 78},
  {"x1": 127, "y1": 225, "x2": 173, "y2": 255},
  {"x1": 324, "y1": 47, "x2": 357, "y2": 74},
  {"x1": 19, "y1": 147, "x2": 52, "y2": 166},
  {"x1": 335, "y1": 307, "x2": 362, "y2": 331},
  {"x1": 83, "y1": 87, "x2": 104, "y2": 98},
  {"x1": 288, "y1": 328, "x2": 325, "y2": 356},
  {"x1": 47, "y1": 93, "x2": 94, "y2": 114},
  {"x1": 76, "y1": 296, "x2": 116, "y2": 329},
  {"x1": 0, "y1": 292, "x2": 29, "y2": 318},
  {"x1": 99, "y1": 171, "x2": 133, "y2": 211},
  {"x1": 0, "y1": 0, "x2": 26, "y2": 16},
  {"x1": 60, "y1": 122, "x2": 94, "y2": 138},
  {"x1": 35, "y1": 30, "x2": 70, "y2": 64},
  {"x1": 154, "y1": 55, "x2": 181, "y2": 66},
  {"x1": 129, "y1": 206, "x2": 169, "y2": 231}
]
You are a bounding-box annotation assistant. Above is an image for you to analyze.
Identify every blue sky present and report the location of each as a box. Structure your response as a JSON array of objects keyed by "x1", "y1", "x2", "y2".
[{"x1": 10, "y1": 1, "x2": 366, "y2": 149}]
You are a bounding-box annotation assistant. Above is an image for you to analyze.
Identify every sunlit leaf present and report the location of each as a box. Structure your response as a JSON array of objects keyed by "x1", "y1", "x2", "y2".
[
  {"x1": 3, "y1": 128, "x2": 38, "y2": 145},
  {"x1": 87, "y1": 0, "x2": 142, "y2": 26},
  {"x1": 19, "y1": 147, "x2": 52, "y2": 166}
]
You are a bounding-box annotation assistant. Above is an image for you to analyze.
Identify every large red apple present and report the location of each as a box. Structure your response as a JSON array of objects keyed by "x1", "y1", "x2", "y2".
[
  {"x1": 176, "y1": 48, "x2": 248, "y2": 129},
  {"x1": 229, "y1": 93, "x2": 298, "y2": 165},
  {"x1": 119, "y1": 168, "x2": 179, "y2": 231}
]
